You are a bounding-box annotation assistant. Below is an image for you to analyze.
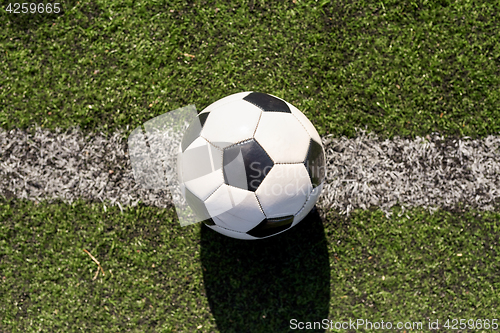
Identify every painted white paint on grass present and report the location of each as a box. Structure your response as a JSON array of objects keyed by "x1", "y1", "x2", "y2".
[
  {"x1": 322, "y1": 131, "x2": 500, "y2": 215},
  {"x1": 1, "y1": 127, "x2": 499, "y2": 215}
]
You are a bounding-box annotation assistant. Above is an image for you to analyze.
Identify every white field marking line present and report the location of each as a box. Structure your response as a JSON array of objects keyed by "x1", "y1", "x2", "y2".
[{"x1": 1, "y1": 127, "x2": 499, "y2": 217}]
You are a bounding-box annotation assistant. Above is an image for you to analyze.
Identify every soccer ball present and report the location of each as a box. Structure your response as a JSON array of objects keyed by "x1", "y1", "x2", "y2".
[{"x1": 178, "y1": 92, "x2": 325, "y2": 240}]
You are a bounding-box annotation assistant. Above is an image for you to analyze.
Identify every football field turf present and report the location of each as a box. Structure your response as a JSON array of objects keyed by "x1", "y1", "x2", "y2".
[{"x1": 1, "y1": 0, "x2": 500, "y2": 332}]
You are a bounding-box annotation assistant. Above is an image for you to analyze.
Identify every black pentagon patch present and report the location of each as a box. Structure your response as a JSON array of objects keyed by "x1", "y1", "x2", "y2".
[
  {"x1": 304, "y1": 138, "x2": 326, "y2": 188},
  {"x1": 243, "y1": 92, "x2": 291, "y2": 113},
  {"x1": 181, "y1": 113, "x2": 210, "y2": 152},
  {"x1": 223, "y1": 139, "x2": 274, "y2": 192},
  {"x1": 247, "y1": 215, "x2": 294, "y2": 238},
  {"x1": 198, "y1": 112, "x2": 209, "y2": 126},
  {"x1": 184, "y1": 186, "x2": 212, "y2": 221},
  {"x1": 203, "y1": 218, "x2": 216, "y2": 226}
]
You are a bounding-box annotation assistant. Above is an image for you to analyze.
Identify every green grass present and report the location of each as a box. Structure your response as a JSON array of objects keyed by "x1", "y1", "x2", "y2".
[
  {"x1": 1, "y1": 199, "x2": 499, "y2": 331},
  {"x1": 1, "y1": 0, "x2": 500, "y2": 139}
]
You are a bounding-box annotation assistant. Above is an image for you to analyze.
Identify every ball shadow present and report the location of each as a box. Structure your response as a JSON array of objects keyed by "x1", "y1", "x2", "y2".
[{"x1": 200, "y1": 207, "x2": 330, "y2": 332}]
